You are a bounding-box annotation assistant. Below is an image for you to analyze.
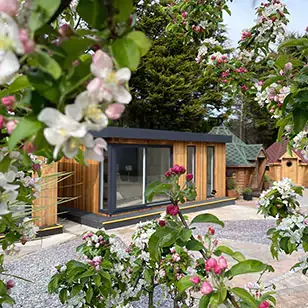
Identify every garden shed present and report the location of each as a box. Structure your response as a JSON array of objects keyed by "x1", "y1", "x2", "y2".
[
  {"x1": 209, "y1": 124, "x2": 267, "y2": 192},
  {"x1": 57, "y1": 127, "x2": 234, "y2": 228},
  {"x1": 266, "y1": 140, "x2": 308, "y2": 187}
]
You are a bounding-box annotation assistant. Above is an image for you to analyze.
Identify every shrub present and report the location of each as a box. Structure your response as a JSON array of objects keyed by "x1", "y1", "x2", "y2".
[{"x1": 226, "y1": 177, "x2": 236, "y2": 190}]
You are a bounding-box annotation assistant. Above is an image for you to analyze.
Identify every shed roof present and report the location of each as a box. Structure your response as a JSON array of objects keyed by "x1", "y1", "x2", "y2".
[
  {"x1": 93, "y1": 127, "x2": 232, "y2": 143},
  {"x1": 209, "y1": 124, "x2": 265, "y2": 167},
  {"x1": 266, "y1": 140, "x2": 308, "y2": 163}
]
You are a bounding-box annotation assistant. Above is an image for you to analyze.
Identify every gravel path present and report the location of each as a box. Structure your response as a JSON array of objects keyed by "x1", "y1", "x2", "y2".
[{"x1": 3, "y1": 219, "x2": 275, "y2": 308}]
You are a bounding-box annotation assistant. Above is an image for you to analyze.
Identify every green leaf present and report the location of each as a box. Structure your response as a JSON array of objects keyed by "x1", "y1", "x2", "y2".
[
  {"x1": 293, "y1": 107, "x2": 308, "y2": 133},
  {"x1": 48, "y1": 274, "x2": 60, "y2": 293},
  {"x1": 176, "y1": 276, "x2": 194, "y2": 292},
  {"x1": 30, "y1": 0, "x2": 61, "y2": 33},
  {"x1": 199, "y1": 294, "x2": 211, "y2": 308},
  {"x1": 59, "y1": 289, "x2": 68, "y2": 304},
  {"x1": 126, "y1": 31, "x2": 152, "y2": 57},
  {"x1": 36, "y1": 51, "x2": 62, "y2": 80},
  {"x1": 232, "y1": 287, "x2": 258, "y2": 307},
  {"x1": 214, "y1": 246, "x2": 246, "y2": 262},
  {"x1": 179, "y1": 228, "x2": 192, "y2": 242},
  {"x1": 94, "y1": 274, "x2": 101, "y2": 287},
  {"x1": 86, "y1": 287, "x2": 93, "y2": 303},
  {"x1": 144, "y1": 181, "x2": 172, "y2": 202},
  {"x1": 0, "y1": 76, "x2": 30, "y2": 98},
  {"x1": 27, "y1": 70, "x2": 60, "y2": 102},
  {"x1": 8, "y1": 118, "x2": 43, "y2": 152},
  {"x1": 112, "y1": 38, "x2": 141, "y2": 71},
  {"x1": 61, "y1": 37, "x2": 94, "y2": 68},
  {"x1": 209, "y1": 289, "x2": 227, "y2": 306},
  {"x1": 114, "y1": 0, "x2": 133, "y2": 21},
  {"x1": 70, "y1": 285, "x2": 83, "y2": 297},
  {"x1": 278, "y1": 38, "x2": 308, "y2": 50},
  {"x1": 148, "y1": 227, "x2": 179, "y2": 261},
  {"x1": 191, "y1": 213, "x2": 224, "y2": 227},
  {"x1": 225, "y1": 260, "x2": 270, "y2": 279},
  {"x1": 186, "y1": 239, "x2": 204, "y2": 251},
  {"x1": 0, "y1": 155, "x2": 12, "y2": 173},
  {"x1": 77, "y1": 0, "x2": 107, "y2": 29}
]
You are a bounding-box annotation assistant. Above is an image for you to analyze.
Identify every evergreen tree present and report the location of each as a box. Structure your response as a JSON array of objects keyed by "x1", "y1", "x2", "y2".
[{"x1": 118, "y1": 2, "x2": 226, "y2": 132}]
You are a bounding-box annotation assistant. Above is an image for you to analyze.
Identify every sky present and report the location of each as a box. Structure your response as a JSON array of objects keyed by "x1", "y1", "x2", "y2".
[{"x1": 224, "y1": 0, "x2": 308, "y2": 46}]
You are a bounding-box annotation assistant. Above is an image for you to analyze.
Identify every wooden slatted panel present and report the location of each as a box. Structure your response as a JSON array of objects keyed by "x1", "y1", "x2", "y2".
[
  {"x1": 58, "y1": 158, "x2": 100, "y2": 214},
  {"x1": 298, "y1": 165, "x2": 308, "y2": 187},
  {"x1": 33, "y1": 162, "x2": 58, "y2": 227}
]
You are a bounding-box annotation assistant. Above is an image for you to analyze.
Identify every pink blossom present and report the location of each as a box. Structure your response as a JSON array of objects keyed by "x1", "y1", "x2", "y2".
[
  {"x1": 6, "y1": 280, "x2": 14, "y2": 290},
  {"x1": 171, "y1": 164, "x2": 186, "y2": 175},
  {"x1": 2, "y1": 96, "x2": 15, "y2": 109},
  {"x1": 221, "y1": 71, "x2": 229, "y2": 78},
  {"x1": 105, "y1": 103, "x2": 125, "y2": 120},
  {"x1": 217, "y1": 256, "x2": 228, "y2": 269},
  {"x1": 0, "y1": 0, "x2": 18, "y2": 16},
  {"x1": 241, "y1": 31, "x2": 252, "y2": 41},
  {"x1": 181, "y1": 11, "x2": 188, "y2": 18},
  {"x1": 269, "y1": 108, "x2": 275, "y2": 113},
  {"x1": 165, "y1": 170, "x2": 172, "y2": 178},
  {"x1": 211, "y1": 55, "x2": 216, "y2": 60},
  {"x1": 6, "y1": 120, "x2": 17, "y2": 135},
  {"x1": 166, "y1": 205, "x2": 179, "y2": 216},
  {"x1": 258, "y1": 81, "x2": 264, "y2": 86},
  {"x1": 189, "y1": 276, "x2": 201, "y2": 284},
  {"x1": 205, "y1": 258, "x2": 217, "y2": 271},
  {"x1": 208, "y1": 227, "x2": 215, "y2": 235},
  {"x1": 241, "y1": 85, "x2": 248, "y2": 91},
  {"x1": 19, "y1": 29, "x2": 35, "y2": 54},
  {"x1": 214, "y1": 265, "x2": 222, "y2": 274},
  {"x1": 284, "y1": 62, "x2": 293, "y2": 72},
  {"x1": 172, "y1": 253, "x2": 181, "y2": 262},
  {"x1": 259, "y1": 301, "x2": 270, "y2": 308},
  {"x1": 186, "y1": 173, "x2": 193, "y2": 181},
  {"x1": 200, "y1": 281, "x2": 213, "y2": 295},
  {"x1": 304, "y1": 218, "x2": 308, "y2": 225},
  {"x1": 0, "y1": 115, "x2": 4, "y2": 129},
  {"x1": 170, "y1": 247, "x2": 176, "y2": 254},
  {"x1": 158, "y1": 220, "x2": 166, "y2": 227}
]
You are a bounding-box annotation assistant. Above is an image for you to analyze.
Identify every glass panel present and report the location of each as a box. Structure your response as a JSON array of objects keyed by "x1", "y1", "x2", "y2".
[
  {"x1": 116, "y1": 147, "x2": 144, "y2": 208},
  {"x1": 100, "y1": 154, "x2": 109, "y2": 210},
  {"x1": 146, "y1": 147, "x2": 171, "y2": 203},
  {"x1": 187, "y1": 146, "x2": 195, "y2": 182},
  {"x1": 207, "y1": 147, "x2": 215, "y2": 196}
]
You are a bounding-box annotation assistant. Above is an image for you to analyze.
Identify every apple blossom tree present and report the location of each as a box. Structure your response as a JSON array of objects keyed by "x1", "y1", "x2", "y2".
[{"x1": 0, "y1": 0, "x2": 151, "y2": 304}]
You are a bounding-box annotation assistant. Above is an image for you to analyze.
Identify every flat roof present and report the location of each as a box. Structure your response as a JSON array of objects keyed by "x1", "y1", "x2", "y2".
[{"x1": 92, "y1": 127, "x2": 232, "y2": 144}]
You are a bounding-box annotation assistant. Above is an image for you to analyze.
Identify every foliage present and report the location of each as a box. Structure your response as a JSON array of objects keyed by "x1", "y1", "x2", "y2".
[
  {"x1": 118, "y1": 1, "x2": 216, "y2": 132},
  {"x1": 0, "y1": 0, "x2": 152, "y2": 304},
  {"x1": 226, "y1": 177, "x2": 236, "y2": 190},
  {"x1": 244, "y1": 187, "x2": 253, "y2": 195},
  {"x1": 258, "y1": 178, "x2": 308, "y2": 273},
  {"x1": 263, "y1": 173, "x2": 272, "y2": 183}
]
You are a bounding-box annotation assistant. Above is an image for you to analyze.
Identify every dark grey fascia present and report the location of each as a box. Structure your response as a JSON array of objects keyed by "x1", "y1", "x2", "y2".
[{"x1": 92, "y1": 127, "x2": 232, "y2": 144}]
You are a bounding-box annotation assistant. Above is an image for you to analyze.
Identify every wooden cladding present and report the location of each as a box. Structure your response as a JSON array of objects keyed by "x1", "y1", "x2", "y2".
[
  {"x1": 33, "y1": 162, "x2": 58, "y2": 227},
  {"x1": 58, "y1": 158, "x2": 100, "y2": 214},
  {"x1": 57, "y1": 139, "x2": 227, "y2": 215}
]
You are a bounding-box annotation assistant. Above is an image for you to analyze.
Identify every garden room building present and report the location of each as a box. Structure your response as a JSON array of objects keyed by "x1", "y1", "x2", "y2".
[
  {"x1": 209, "y1": 124, "x2": 268, "y2": 193},
  {"x1": 56, "y1": 127, "x2": 234, "y2": 228},
  {"x1": 266, "y1": 140, "x2": 308, "y2": 187}
]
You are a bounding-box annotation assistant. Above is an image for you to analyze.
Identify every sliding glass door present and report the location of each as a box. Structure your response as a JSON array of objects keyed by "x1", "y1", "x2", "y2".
[
  {"x1": 207, "y1": 146, "x2": 215, "y2": 196},
  {"x1": 105, "y1": 145, "x2": 172, "y2": 211}
]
